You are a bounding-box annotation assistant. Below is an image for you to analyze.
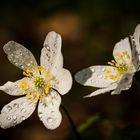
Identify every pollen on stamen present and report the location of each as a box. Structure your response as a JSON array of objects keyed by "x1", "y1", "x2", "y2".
[{"x1": 34, "y1": 77, "x2": 46, "y2": 89}]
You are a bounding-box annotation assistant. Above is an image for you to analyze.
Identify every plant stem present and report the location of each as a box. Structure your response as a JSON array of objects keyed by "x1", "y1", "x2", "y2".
[{"x1": 61, "y1": 105, "x2": 83, "y2": 140}]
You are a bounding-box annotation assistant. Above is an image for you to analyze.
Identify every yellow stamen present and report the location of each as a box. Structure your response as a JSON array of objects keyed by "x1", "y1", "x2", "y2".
[
  {"x1": 105, "y1": 51, "x2": 130, "y2": 81},
  {"x1": 18, "y1": 65, "x2": 54, "y2": 100}
]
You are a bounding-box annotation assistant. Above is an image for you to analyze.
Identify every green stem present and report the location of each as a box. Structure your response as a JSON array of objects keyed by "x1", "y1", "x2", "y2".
[
  {"x1": 61, "y1": 105, "x2": 83, "y2": 140},
  {"x1": 78, "y1": 113, "x2": 100, "y2": 133}
]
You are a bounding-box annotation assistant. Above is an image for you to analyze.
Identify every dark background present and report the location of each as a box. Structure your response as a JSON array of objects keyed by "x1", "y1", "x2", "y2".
[{"x1": 1, "y1": 0, "x2": 140, "y2": 140}]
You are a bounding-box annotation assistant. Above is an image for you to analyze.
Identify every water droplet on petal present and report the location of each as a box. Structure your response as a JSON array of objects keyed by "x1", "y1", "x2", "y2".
[
  {"x1": 7, "y1": 106, "x2": 12, "y2": 110},
  {"x1": 91, "y1": 68, "x2": 95, "y2": 72},
  {"x1": 47, "y1": 117, "x2": 53, "y2": 123},
  {"x1": 13, "y1": 103, "x2": 19, "y2": 108},
  {"x1": 13, "y1": 115, "x2": 17, "y2": 120},
  {"x1": 51, "y1": 111, "x2": 55, "y2": 116},
  {"x1": 38, "y1": 112, "x2": 43, "y2": 118},
  {"x1": 21, "y1": 66, "x2": 24, "y2": 69},
  {"x1": 102, "y1": 67, "x2": 106, "y2": 72},
  {"x1": 91, "y1": 79, "x2": 95, "y2": 83},
  {"x1": 27, "y1": 63, "x2": 31, "y2": 66},
  {"x1": 21, "y1": 116, "x2": 26, "y2": 121},
  {"x1": 13, "y1": 120, "x2": 17, "y2": 124},
  {"x1": 7, "y1": 117, "x2": 11, "y2": 120},
  {"x1": 21, "y1": 108, "x2": 26, "y2": 113}
]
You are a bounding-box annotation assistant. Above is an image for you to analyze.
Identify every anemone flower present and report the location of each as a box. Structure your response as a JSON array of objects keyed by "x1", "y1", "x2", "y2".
[
  {"x1": 75, "y1": 27, "x2": 140, "y2": 97},
  {"x1": 0, "y1": 31, "x2": 72, "y2": 129}
]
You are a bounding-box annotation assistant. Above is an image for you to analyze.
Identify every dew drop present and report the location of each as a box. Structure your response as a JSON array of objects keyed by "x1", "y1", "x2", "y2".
[
  {"x1": 21, "y1": 66, "x2": 24, "y2": 69},
  {"x1": 13, "y1": 120, "x2": 17, "y2": 124},
  {"x1": 38, "y1": 112, "x2": 43, "y2": 118},
  {"x1": 45, "y1": 44, "x2": 50, "y2": 51},
  {"x1": 21, "y1": 116, "x2": 26, "y2": 121},
  {"x1": 51, "y1": 111, "x2": 55, "y2": 116},
  {"x1": 27, "y1": 63, "x2": 31, "y2": 66},
  {"x1": 47, "y1": 117, "x2": 53, "y2": 123},
  {"x1": 91, "y1": 68, "x2": 95, "y2": 72},
  {"x1": 13, "y1": 115, "x2": 17, "y2": 120},
  {"x1": 91, "y1": 79, "x2": 95, "y2": 83},
  {"x1": 21, "y1": 108, "x2": 26, "y2": 113},
  {"x1": 102, "y1": 67, "x2": 106, "y2": 72},
  {"x1": 13, "y1": 103, "x2": 19, "y2": 108},
  {"x1": 7, "y1": 117, "x2": 11, "y2": 120},
  {"x1": 7, "y1": 106, "x2": 12, "y2": 110}
]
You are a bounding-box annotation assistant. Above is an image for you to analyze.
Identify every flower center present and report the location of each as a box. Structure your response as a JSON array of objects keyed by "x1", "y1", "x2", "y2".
[
  {"x1": 18, "y1": 66, "x2": 54, "y2": 99},
  {"x1": 108, "y1": 60, "x2": 128, "y2": 74},
  {"x1": 34, "y1": 77, "x2": 46, "y2": 89},
  {"x1": 105, "y1": 51, "x2": 131, "y2": 81}
]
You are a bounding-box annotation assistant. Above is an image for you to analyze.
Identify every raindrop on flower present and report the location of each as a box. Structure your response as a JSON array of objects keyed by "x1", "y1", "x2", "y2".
[
  {"x1": 47, "y1": 117, "x2": 53, "y2": 123},
  {"x1": 21, "y1": 116, "x2": 26, "y2": 121},
  {"x1": 51, "y1": 111, "x2": 55, "y2": 116},
  {"x1": 7, "y1": 117, "x2": 11, "y2": 120},
  {"x1": 91, "y1": 68, "x2": 95, "y2": 72},
  {"x1": 21, "y1": 108, "x2": 26, "y2": 113},
  {"x1": 13, "y1": 103, "x2": 19, "y2": 108},
  {"x1": 7, "y1": 106, "x2": 12, "y2": 110},
  {"x1": 102, "y1": 67, "x2": 106, "y2": 72},
  {"x1": 13, "y1": 115, "x2": 17, "y2": 120}
]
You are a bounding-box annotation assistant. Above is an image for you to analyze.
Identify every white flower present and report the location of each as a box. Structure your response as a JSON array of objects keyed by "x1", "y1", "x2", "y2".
[
  {"x1": 75, "y1": 25, "x2": 140, "y2": 97},
  {"x1": 0, "y1": 31, "x2": 72, "y2": 129}
]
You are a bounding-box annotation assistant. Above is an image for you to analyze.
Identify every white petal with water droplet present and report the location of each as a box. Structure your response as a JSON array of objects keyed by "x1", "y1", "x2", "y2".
[
  {"x1": 113, "y1": 38, "x2": 133, "y2": 67},
  {"x1": 84, "y1": 83, "x2": 117, "y2": 97},
  {"x1": 0, "y1": 78, "x2": 31, "y2": 96},
  {"x1": 54, "y1": 68, "x2": 72, "y2": 95},
  {"x1": 0, "y1": 96, "x2": 37, "y2": 129},
  {"x1": 3, "y1": 41, "x2": 37, "y2": 70},
  {"x1": 75, "y1": 66, "x2": 118, "y2": 88},
  {"x1": 38, "y1": 90, "x2": 62, "y2": 130},
  {"x1": 40, "y1": 31, "x2": 63, "y2": 73}
]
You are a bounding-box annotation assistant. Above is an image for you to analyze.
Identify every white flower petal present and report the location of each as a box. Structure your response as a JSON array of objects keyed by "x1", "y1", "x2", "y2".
[
  {"x1": 133, "y1": 24, "x2": 140, "y2": 54},
  {"x1": 75, "y1": 66, "x2": 118, "y2": 88},
  {"x1": 38, "y1": 90, "x2": 62, "y2": 130},
  {"x1": 84, "y1": 83, "x2": 117, "y2": 97},
  {"x1": 54, "y1": 68, "x2": 72, "y2": 95},
  {"x1": 0, "y1": 96, "x2": 37, "y2": 129},
  {"x1": 113, "y1": 37, "x2": 132, "y2": 65},
  {"x1": 3, "y1": 41, "x2": 37, "y2": 70},
  {"x1": 129, "y1": 36, "x2": 140, "y2": 71},
  {"x1": 111, "y1": 73, "x2": 133, "y2": 95},
  {"x1": 40, "y1": 31, "x2": 63, "y2": 73},
  {"x1": 0, "y1": 78, "x2": 30, "y2": 96}
]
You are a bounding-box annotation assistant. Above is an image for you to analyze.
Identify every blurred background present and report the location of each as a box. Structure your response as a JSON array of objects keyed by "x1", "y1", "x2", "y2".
[{"x1": 1, "y1": 0, "x2": 140, "y2": 140}]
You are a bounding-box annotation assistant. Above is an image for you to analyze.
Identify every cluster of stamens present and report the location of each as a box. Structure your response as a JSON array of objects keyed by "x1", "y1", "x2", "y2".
[
  {"x1": 105, "y1": 51, "x2": 130, "y2": 81},
  {"x1": 18, "y1": 66, "x2": 54, "y2": 99},
  {"x1": 34, "y1": 77, "x2": 46, "y2": 89}
]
